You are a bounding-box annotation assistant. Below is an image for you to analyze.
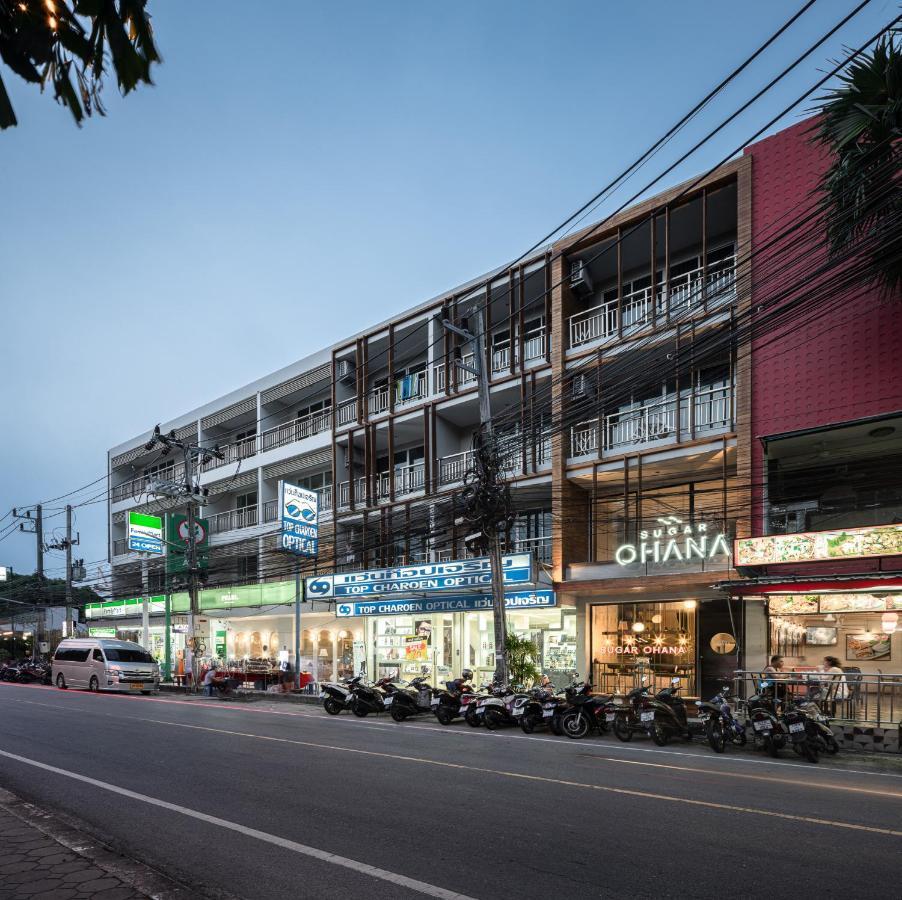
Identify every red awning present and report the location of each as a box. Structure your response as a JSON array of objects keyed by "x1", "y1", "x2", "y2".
[{"x1": 720, "y1": 576, "x2": 902, "y2": 595}]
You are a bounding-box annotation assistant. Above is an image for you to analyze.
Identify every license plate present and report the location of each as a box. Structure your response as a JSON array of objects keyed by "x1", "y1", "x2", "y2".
[
  {"x1": 605, "y1": 713, "x2": 615, "y2": 722},
  {"x1": 697, "y1": 713, "x2": 709, "y2": 722},
  {"x1": 383, "y1": 697, "x2": 393, "y2": 706},
  {"x1": 753, "y1": 720, "x2": 771, "y2": 732},
  {"x1": 512, "y1": 708, "x2": 524, "y2": 716},
  {"x1": 789, "y1": 722, "x2": 805, "y2": 733},
  {"x1": 542, "y1": 710, "x2": 554, "y2": 717},
  {"x1": 431, "y1": 698, "x2": 440, "y2": 706},
  {"x1": 129, "y1": 683, "x2": 144, "y2": 691},
  {"x1": 640, "y1": 711, "x2": 654, "y2": 722}
]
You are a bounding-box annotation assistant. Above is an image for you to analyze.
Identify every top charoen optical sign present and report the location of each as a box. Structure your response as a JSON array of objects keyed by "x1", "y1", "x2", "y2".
[
  {"x1": 279, "y1": 481, "x2": 318, "y2": 557},
  {"x1": 735, "y1": 523, "x2": 902, "y2": 566}
]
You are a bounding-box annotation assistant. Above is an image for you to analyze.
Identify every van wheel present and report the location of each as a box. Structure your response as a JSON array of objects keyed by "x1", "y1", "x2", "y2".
[
  {"x1": 89, "y1": 675, "x2": 99, "y2": 693},
  {"x1": 56, "y1": 673, "x2": 67, "y2": 690}
]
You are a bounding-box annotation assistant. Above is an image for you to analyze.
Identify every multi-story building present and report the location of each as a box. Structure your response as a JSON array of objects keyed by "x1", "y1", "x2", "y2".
[{"x1": 100, "y1": 118, "x2": 899, "y2": 702}]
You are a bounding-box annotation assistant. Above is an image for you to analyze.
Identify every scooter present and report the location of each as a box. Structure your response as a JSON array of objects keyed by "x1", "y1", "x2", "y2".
[
  {"x1": 792, "y1": 695, "x2": 840, "y2": 755},
  {"x1": 348, "y1": 676, "x2": 394, "y2": 717},
  {"x1": 431, "y1": 681, "x2": 475, "y2": 725},
  {"x1": 385, "y1": 675, "x2": 435, "y2": 722},
  {"x1": 320, "y1": 676, "x2": 356, "y2": 715},
  {"x1": 517, "y1": 687, "x2": 567, "y2": 734},
  {"x1": 481, "y1": 685, "x2": 528, "y2": 730},
  {"x1": 695, "y1": 685, "x2": 746, "y2": 752},
  {"x1": 560, "y1": 686, "x2": 613, "y2": 740},
  {"x1": 642, "y1": 677, "x2": 693, "y2": 746},
  {"x1": 611, "y1": 680, "x2": 653, "y2": 742},
  {"x1": 747, "y1": 682, "x2": 789, "y2": 757}
]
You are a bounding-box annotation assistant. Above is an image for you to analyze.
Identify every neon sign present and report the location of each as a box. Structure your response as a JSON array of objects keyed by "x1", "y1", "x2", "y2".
[{"x1": 615, "y1": 518, "x2": 731, "y2": 566}]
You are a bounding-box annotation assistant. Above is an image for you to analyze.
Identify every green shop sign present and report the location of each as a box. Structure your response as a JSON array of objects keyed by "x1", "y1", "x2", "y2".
[
  {"x1": 85, "y1": 594, "x2": 188, "y2": 620},
  {"x1": 165, "y1": 513, "x2": 209, "y2": 574},
  {"x1": 198, "y1": 581, "x2": 298, "y2": 611},
  {"x1": 88, "y1": 627, "x2": 118, "y2": 637}
]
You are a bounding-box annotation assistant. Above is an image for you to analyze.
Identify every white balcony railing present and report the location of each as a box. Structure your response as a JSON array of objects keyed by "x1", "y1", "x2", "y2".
[
  {"x1": 208, "y1": 505, "x2": 259, "y2": 535},
  {"x1": 570, "y1": 384, "x2": 733, "y2": 457},
  {"x1": 523, "y1": 329, "x2": 547, "y2": 362},
  {"x1": 202, "y1": 435, "x2": 257, "y2": 472},
  {"x1": 569, "y1": 258, "x2": 736, "y2": 349},
  {"x1": 438, "y1": 450, "x2": 474, "y2": 485},
  {"x1": 260, "y1": 410, "x2": 331, "y2": 452},
  {"x1": 513, "y1": 535, "x2": 552, "y2": 564},
  {"x1": 112, "y1": 465, "x2": 186, "y2": 503},
  {"x1": 338, "y1": 464, "x2": 425, "y2": 509},
  {"x1": 337, "y1": 398, "x2": 358, "y2": 427}
]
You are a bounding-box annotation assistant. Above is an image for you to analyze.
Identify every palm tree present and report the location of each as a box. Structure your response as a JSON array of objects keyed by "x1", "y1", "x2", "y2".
[{"x1": 812, "y1": 33, "x2": 902, "y2": 297}]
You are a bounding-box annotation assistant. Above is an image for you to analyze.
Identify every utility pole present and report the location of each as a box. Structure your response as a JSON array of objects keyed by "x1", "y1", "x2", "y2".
[
  {"x1": 442, "y1": 312, "x2": 511, "y2": 686},
  {"x1": 143, "y1": 425, "x2": 222, "y2": 691},
  {"x1": 46, "y1": 505, "x2": 80, "y2": 639},
  {"x1": 14, "y1": 505, "x2": 44, "y2": 579}
]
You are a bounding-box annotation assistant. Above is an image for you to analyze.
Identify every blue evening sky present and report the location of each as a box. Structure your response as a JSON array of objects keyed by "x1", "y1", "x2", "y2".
[{"x1": 0, "y1": 0, "x2": 893, "y2": 579}]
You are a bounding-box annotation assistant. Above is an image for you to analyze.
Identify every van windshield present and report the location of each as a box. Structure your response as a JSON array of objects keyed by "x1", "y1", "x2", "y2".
[{"x1": 103, "y1": 648, "x2": 155, "y2": 663}]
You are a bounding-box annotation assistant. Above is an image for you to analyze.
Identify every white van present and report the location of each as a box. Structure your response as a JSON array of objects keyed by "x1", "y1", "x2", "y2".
[{"x1": 53, "y1": 639, "x2": 160, "y2": 694}]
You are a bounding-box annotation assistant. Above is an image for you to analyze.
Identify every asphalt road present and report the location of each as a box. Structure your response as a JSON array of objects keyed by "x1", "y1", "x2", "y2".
[{"x1": 1, "y1": 683, "x2": 901, "y2": 899}]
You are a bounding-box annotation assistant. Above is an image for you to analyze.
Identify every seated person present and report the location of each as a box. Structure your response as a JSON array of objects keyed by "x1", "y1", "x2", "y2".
[{"x1": 203, "y1": 663, "x2": 229, "y2": 696}]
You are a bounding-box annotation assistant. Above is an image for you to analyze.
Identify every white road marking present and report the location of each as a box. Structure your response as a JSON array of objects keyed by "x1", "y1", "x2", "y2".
[{"x1": 0, "y1": 748, "x2": 478, "y2": 900}]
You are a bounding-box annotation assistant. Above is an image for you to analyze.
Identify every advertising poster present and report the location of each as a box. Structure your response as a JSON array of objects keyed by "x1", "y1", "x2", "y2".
[
  {"x1": 846, "y1": 633, "x2": 891, "y2": 662},
  {"x1": 404, "y1": 636, "x2": 428, "y2": 661}
]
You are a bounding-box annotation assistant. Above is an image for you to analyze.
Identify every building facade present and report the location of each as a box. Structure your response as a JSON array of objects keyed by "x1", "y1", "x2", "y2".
[{"x1": 102, "y1": 118, "x2": 900, "y2": 698}]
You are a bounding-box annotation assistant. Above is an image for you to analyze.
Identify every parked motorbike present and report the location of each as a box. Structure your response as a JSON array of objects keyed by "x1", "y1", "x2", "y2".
[
  {"x1": 611, "y1": 680, "x2": 653, "y2": 742},
  {"x1": 640, "y1": 677, "x2": 692, "y2": 746},
  {"x1": 792, "y1": 696, "x2": 840, "y2": 755},
  {"x1": 0, "y1": 660, "x2": 21, "y2": 682},
  {"x1": 481, "y1": 685, "x2": 527, "y2": 730},
  {"x1": 695, "y1": 685, "x2": 746, "y2": 752},
  {"x1": 385, "y1": 675, "x2": 435, "y2": 722},
  {"x1": 517, "y1": 687, "x2": 568, "y2": 734},
  {"x1": 348, "y1": 676, "x2": 394, "y2": 717},
  {"x1": 14, "y1": 660, "x2": 49, "y2": 685},
  {"x1": 747, "y1": 682, "x2": 789, "y2": 758},
  {"x1": 431, "y1": 674, "x2": 476, "y2": 725},
  {"x1": 782, "y1": 702, "x2": 819, "y2": 763},
  {"x1": 560, "y1": 685, "x2": 613, "y2": 740},
  {"x1": 320, "y1": 676, "x2": 356, "y2": 715}
]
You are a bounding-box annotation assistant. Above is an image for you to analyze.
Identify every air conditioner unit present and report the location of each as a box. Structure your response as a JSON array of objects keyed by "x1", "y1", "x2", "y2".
[
  {"x1": 569, "y1": 259, "x2": 593, "y2": 294},
  {"x1": 572, "y1": 373, "x2": 593, "y2": 399},
  {"x1": 336, "y1": 358, "x2": 356, "y2": 385}
]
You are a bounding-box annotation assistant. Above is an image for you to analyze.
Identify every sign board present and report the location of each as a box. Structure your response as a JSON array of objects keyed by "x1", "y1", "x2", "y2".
[
  {"x1": 735, "y1": 524, "x2": 902, "y2": 567},
  {"x1": 615, "y1": 520, "x2": 730, "y2": 566},
  {"x1": 165, "y1": 513, "x2": 209, "y2": 574},
  {"x1": 279, "y1": 481, "x2": 318, "y2": 557},
  {"x1": 88, "y1": 627, "x2": 118, "y2": 638},
  {"x1": 85, "y1": 596, "x2": 166, "y2": 620},
  {"x1": 335, "y1": 589, "x2": 555, "y2": 618},
  {"x1": 127, "y1": 511, "x2": 163, "y2": 554},
  {"x1": 0, "y1": 566, "x2": 7, "y2": 581},
  {"x1": 308, "y1": 554, "x2": 533, "y2": 600}
]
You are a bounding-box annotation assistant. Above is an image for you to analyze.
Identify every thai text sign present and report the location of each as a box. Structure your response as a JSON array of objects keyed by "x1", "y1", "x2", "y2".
[
  {"x1": 334, "y1": 589, "x2": 555, "y2": 618},
  {"x1": 308, "y1": 554, "x2": 533, "y2": 599},
  {"x1": 735, "y1": 524, "x2": 902, "y2": 566}
]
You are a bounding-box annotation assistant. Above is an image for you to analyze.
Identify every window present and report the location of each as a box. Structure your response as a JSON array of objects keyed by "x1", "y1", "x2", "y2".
[
  {"x1": 103, "y1": 648, "x2": 155, "y2": 663},
  {"x1": 298, "y1": 471, "x2": 332, "y2": 491},
  {"x1": 92, "y1": 649, "x2": 104, "y2": 662},
  {"x1": 143, "y1": 460, "x2": 175, "y2": 479},
  {"x1": 54, "y1": 647, "x2": 89, "y2": 662},
  {"x1": 236, "y1": 491, "x2": 257, "y2": 510},
  {"x1": 298, "y1": 398, "x2": 331, "y2": 419}
]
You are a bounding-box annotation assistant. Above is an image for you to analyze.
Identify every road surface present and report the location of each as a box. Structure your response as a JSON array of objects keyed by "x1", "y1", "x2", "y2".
[{"x1": 1, "y1": 683, "x2": 900, "y2": 899}]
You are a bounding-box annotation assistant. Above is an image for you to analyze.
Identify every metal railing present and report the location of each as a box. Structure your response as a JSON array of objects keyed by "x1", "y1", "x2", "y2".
[
  {"x1": 260, "y1": 410, "x2": 331, "y2": 452},
  {"x1": 570, "y1": 383, "x2": 733, "y2": 457},
  {"x1": 208, "y1": 505, "x2": 259, "y2": 535},
  {"x1": 731, "y1": 670, "x2": 902, "y2": 728},
  {"x1": 523, "y1": 329, "x2": 547, "y2": 362},
  {"x1": 202, "y1": 434, "x2": 257, "y2": 472},
  {"x1": 438, "y1": 449, "x2": 474, "y2": 485},
  {"x1": 512, "y1": 535, "x2": 552, "y2": 564},
  {"x1": 338, "y1": 464, "x2": 425, "y2": 508},
  {"x1": 569, "y1": 258, "x2": 736, "y2": 349},
  {"x1": 112, "y1": 465, "x2": 186, "y2": 503},
  {"x1": 336, "y1": 398, "x2": 358, "y2": 426}
]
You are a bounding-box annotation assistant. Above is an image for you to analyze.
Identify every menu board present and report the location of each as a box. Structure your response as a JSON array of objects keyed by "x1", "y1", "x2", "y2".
[
  {"x1": 768, "y1": 593, "x2": 901, "y2": 615},
  {"x1": 736, "y1": 524, "x2": 902, "y2": 566}
]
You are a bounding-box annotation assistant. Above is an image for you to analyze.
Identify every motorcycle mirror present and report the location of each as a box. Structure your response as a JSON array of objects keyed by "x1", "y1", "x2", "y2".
[
  {"x1": 670, "y1": 677, "x2": 681, "y2": 688},
  {"x1": 640, "y1": 675, "x2": 649, "y2": 686}
]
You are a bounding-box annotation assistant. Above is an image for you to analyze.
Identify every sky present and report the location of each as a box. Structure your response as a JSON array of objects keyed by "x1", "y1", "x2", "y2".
[{"x1": 0, "y1": 0, "x2": 895, "y2": 581}]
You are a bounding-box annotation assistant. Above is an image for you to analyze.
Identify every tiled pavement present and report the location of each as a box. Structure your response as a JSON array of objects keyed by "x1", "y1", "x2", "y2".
[{"x1": 0, "y1": 789, "x2": 195, "y2": 900}]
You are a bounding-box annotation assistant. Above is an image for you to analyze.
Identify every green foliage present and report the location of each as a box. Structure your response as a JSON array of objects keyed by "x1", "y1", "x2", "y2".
[
  {"x1": 0, "y1": 0, "x2": 160, "y2": 129},
  {"x1": 505, "y1": 631, "x2": 541, "y2": 688},
  {"x1": 0, "y1": 571, "x2": 103, "y2": 609},
  {"x1": 811, "y1": 33, "x2": 902, "y2": 297}
]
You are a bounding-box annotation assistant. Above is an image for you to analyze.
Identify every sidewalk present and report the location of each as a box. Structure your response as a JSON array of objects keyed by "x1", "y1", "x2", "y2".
[{"x1": 0, "y1": 789, "x2": 195, "y2": 900}]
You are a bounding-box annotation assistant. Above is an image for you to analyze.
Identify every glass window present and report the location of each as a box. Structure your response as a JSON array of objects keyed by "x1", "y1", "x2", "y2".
[
  {"x1": 92, "y1": 649, "x2": 103, "y2": 662},
  {"x1": 103, "y1": 648, "x2": 155, "y2": 663}
]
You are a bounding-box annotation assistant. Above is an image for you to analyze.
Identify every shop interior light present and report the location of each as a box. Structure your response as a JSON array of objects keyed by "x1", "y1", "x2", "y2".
[
  {"x1": 682, "y1": 600, "x2": 698, "y2": 610},
  {"x1": 651, "y1": 614, "x2": 662, "y2": 624},
  {"x1": 824, "y1": 613, "x2": 836, "y2": 622},
  {"x1": 881, "y1": 612, "x2": 898, "y2": 634},
  {"x1": 319, "y1": 648, "x2": 328, "y2": 657},
  {"x1": 631, "y1": 621, "x2": 645, "y2": 633}
]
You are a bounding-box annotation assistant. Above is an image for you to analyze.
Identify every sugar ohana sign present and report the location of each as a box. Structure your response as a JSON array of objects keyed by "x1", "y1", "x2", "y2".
[{"x1": 615, "y1": 518, "x2": 731, "y2": 567}]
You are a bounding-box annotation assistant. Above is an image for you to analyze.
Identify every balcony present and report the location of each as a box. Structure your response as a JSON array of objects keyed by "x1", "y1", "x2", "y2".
[
  {"x1": 570, "y1": 383, "x2": 733, "y2": 457},
  {"x1": 437, "y1": 437, "x2": 551, "y2": 487},
  {"x1": 208, "y1": 505, "x2": 258, "y2": 535},
  {"x1": 337, "y1": 398, "x2": 358, "y2": 427},
  {"x1": 338, "y1": 463, "x2": 425, "y2": 509},
  {"x1": 367, "y1": 370, "x2": 430, "y2": 418},
  {"x1": 202, "y1": 435, "x2": 257, "y2": 472},
  {"x1": 568, "y1": 257, "x2": 736, "y2": 349},
  {"x1": 513, "y1": 535, "x2": 552, "y2": 565},
  {"x1": 112, "y1": 465, "x2": 186, "y2": 503},
  {"x1": 260, "y1": 409, "x2": 331, "y2": 452}
]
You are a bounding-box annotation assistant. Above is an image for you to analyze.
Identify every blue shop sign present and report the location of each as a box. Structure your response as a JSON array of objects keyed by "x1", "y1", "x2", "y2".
[
  {"x1": 306, "y1": 554, "x2": 533, "y2": 599},
  {"x1": 335, "y1": 589, "x2": 556, "y2": 618}
]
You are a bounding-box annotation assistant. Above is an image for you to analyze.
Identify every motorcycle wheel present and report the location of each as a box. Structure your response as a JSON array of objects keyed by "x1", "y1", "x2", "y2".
[
  {"x1": 824, "y1": 736, "x2": 840, "y2": 755},
  {"x1": 323, "y1": 698, "x2": 343, "y2": 715},
  {"x1": 465, "y1": 709, "x2": 481, "y2": 728},
  {"x1": 613, "y1": 715, "x2": 633, "y2": 742},
  {"x1": 562, "y1": 711, "x2": 590, "y2": 740},
  {"x1": 390, "y1": 706, "x2": 406, "y2": 723},
  {"x1": 651, "y1": 721, "x2": 669, "y2": 746},
  {"x1": 706, "y1": 719, "x2": 726, "y2": 753},
  {"x1": 435, "y1": 707, "x2": 454, "y2": 726},
  {"x1": 732, "y1": 726, "x2": 747, "y2": 746},
  {"x1": 55, "y1": 673, "x2": 67, "y2": 690},
  {"x1": 766, "y1": 737, "x2": 780, "y2": 758},
  {"x1": 520, "y1": 715, "x2": 536, "y2": 734},
  {"x1": 483, "y1": 708, "x2": 503, "y2": 730},
  {"x1": 803, "y1": 740, "x2": 819, "y2": 764},
  {"x1": 351, "y1": 704, "x2": 369, "y2": 718},
  {"x1": 551, "y1": 715, "x2": 564, "y2": 736}
]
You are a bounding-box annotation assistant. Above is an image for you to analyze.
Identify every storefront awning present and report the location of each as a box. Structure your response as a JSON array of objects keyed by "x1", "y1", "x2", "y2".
[{"x1": 716, "y1": 573, "x2": 902, "y2": 595}]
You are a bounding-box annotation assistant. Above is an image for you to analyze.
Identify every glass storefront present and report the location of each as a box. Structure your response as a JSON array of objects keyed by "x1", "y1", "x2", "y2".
[
  {"x1": 364, "y1": 606, "x2": 576, "y2": 688},
  {"x1": 589, "y1": 600, "x2": 698, "y2": 695}
]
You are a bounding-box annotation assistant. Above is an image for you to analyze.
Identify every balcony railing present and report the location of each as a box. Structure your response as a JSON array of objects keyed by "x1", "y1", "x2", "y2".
[
  {"x1": 112, "y1": 465, "x2": 186, "y2": 503},
  {"x1": 261, "y1": 410, "x2": 331, "y2": 452},
  {"x1": 112, "y1": 538, "x2": 129, "y2": 557},
  {"x1": 336, "y1": 398, "x2": 358, "y2": 427},
  {"x1": 338, "y1": 464, "x2": 425, "y2": 509},
  {"x1": 513, "y1": 535, "x2": 552, "y2": 564},
  {"x1": 523, "y1": 328, "x2": 547, "y2": 362},
  {"x1": 202, "y1": 435, "x2": 257, "y2": 472},
  {"x1": 208, "y1": 505, "x2": 259, "y2": 535},
  {"x1": 569, "y1": 258, "x2": 736, "y2": 349},
  {"x1": 570, "y1": 383, "x2": 733, "y2": 457}
]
